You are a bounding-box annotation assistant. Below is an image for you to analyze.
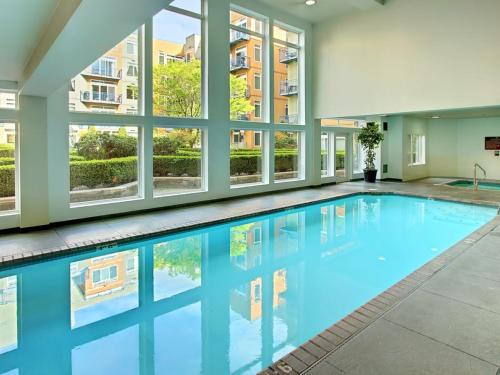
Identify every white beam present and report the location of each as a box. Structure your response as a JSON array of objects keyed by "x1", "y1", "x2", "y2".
[{"x1": 21, "y1": 0, "x2": 171, "y2": 97}]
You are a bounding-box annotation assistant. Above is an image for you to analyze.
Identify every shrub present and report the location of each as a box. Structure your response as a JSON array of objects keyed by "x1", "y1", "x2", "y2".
[
  {"x1": 0, "y1": 165, "x2": 15, "y2": 197},
  {"x1": 69, "y1": 155, "x2": 86, "y2": 162},
  {"x1": 0, "y1": 157, "x2": 15, "y2": 166},
  {"x1": 153, "y1": 136, "x2": 184, "y2": 156},
  {"x1": 0, "y1": 144, "x2": 15, "y2": 158},
  {"x1": 75, "y1": 131, "x2": 137, "y2": 160},
  {"x1": 70, "y1": 157, "x2": 137, "y2": 189},
  {"x1": 153, "y1": 155, "x2": 201, "y2": 177},
  {"x1": 230, "y1": 155, "x2": 261, "y2": 175}
]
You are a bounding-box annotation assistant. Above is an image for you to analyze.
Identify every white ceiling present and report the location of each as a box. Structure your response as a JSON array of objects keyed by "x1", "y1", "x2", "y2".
[
  {"x1": 0, "y1": 0, "x2": 60, "y2": 82},
  {"x1": 256, "y1": 0, "x2": 383, "y2": 23}
]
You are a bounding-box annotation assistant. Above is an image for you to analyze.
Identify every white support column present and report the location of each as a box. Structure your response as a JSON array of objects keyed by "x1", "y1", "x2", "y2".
[{"x1": 19, "y1": 95, "x2": 50, "y2": 227}]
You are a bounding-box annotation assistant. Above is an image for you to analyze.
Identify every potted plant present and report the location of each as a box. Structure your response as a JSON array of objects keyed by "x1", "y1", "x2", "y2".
[{"x1": 358, "y1": 122, "x2": 384, "y2": 183}]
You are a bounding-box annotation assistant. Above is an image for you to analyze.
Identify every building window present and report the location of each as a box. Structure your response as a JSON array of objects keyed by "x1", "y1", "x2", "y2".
[
  {"x1": 230, "y1": 130, "x2": 266, "y2": 187},
  {"x1": 0, "y1": 91, "x2": 17, "y2": 109},
  {"x1": 254, "y1": 100, "x2": 261, "y2": 118},
  {"x1": 153, "y1": 127, "x2": 205, "y2": 197},
  {"x1": 159, "y1": 51, "x2": 166, "y2": 65},
  {"x1": 127, "y1": 41, "x2": 136, "y2": 55},
  {"x1": 274, "y1": 24, "x2": 302, "y2": 125},
  {"x1": 127, "y1": 63, "x2": 138, "y2": 77},
  {"x1": 0, "y1": 123, "x2": 17, "y2": 212},
  {"x1": 69, "y1": 124, "x2": 140, "y2": 205},
  {"x1": 127, "y1": 85, "x2": 138, "y2": 100},
  {"x1": 153, "y1": 2, "x2": 204, "y2": 118},
  {"x1": 230, "y1": 8, "x2": 266, "y2": 122},
  {"x1": 321, "y1": 131, "x2": 330, "y2": 177},
  {"x1": 275, "y1": 131, "x2": 303, "y2": 181},
  {"x1": 69, "y1": 30, "x2": 140, "y2": 115},
  {"x1": 254, "y1": 73, "x2": 261, "y2": 91},
  {"x1": 409, "y1": 134, "x2": 426, "y2": 165},
  {"x1": 254, "y1": 44, "x2": 262, "y2": 62}
]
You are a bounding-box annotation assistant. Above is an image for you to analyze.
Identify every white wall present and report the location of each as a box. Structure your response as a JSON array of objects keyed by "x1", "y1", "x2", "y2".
[
  {"x1": 428, "y1": 117, "x2": 500, "y2": 180},
  {"x1": 313, "y1": 0, "x2": 500, "y2": 118}
]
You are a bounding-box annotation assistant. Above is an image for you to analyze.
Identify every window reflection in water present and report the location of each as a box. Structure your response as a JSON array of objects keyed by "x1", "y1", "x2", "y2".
[
  {"x1": 72, "y1": 325, "x2": 139, "y2": 375},
  {"x1": 0, "y1": 276, "x2": 17, "y2": 355},
  {"x1": 230, "y1": 221, "x2": 264, "y2": 271},
  {"x1": 274, "y1": 212, "x2": 303, "y2": 258},
  {"x1": 154, "y1": 303, "x2": 201, "y2": 375},
  {"x1": 70, "y1": 249, "x2": 139, "y2": 328},
  {"x1": 153, "y1": 234, "x2": 203, "y2": 301},
  {"x1": 230, "y1": 277, "x2": 263, "y2": 374}
]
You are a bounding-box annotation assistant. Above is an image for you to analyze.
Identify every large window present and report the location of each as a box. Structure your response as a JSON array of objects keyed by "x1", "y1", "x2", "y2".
[
  {"x1": 69, "y1": 125, "x2": 140, "y2": 204},
  {"x1": 230, "y1": 129, "x2": 266, "y2": 186},
  {"x1": 153, "y1": 2, "x2": 204, "y2": 118},
  {"x1": 321, "y1": 131, "x2": 330, "y2": 177},
  {"x1": 229, "y1": 9, "x2": 266, "y2": 122},
  {"x1": 69, "y1": 30, "x2": 140, "y2": 115},
  {"x1": 0, "y1": 123, "x2": 16, "y2": 212},
  {"x1": 274, "y1": 131, "x2": 303, "y2": 181},
  {"x1": 409, "y1": 134, "x2": 426, "y2": 165},
  {"x1": 153, "y1": 127, "x2": 204, "y2": 197},
  {"x1": 274, "y1": 24, "x2": 302, "y2": 125}
]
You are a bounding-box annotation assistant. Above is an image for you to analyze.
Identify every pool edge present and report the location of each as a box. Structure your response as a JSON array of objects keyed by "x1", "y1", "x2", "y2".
[{"x1": 1, "y1": 190, "x2": 499, "y2": 269}]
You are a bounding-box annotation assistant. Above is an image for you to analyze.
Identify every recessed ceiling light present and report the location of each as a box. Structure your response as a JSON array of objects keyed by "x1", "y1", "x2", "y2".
[
  {"x1": 431, "y1": 115, "x2": 440, "y2": 119},
  {"x1": 305, "y1": 0, "x2": 317, "y2": 6}
]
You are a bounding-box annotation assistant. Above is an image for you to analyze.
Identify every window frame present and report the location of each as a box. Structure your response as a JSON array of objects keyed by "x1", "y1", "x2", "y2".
[
  {"x1": 0, "y1": 121, "x2": 19, "y2": 215},
  {"x1": 408, "y1": 134, "x2": 426, "y2": 166}
]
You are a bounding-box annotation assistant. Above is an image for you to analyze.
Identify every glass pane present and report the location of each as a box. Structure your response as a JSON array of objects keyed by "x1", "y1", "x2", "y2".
[
  {"x1": 273, "y1": 25, "x2": 299, "y2": 45},
  {"x1": 153, "y1": 10, "x2": 202, "y2": 118},
  {"x1": 274, "y1": 131, "x2": 301, "y2": 181},
  {"x1": 153, "y1": 127, "x2": 203, "y2": 196},
  {"x1": 274, "y1": 43, "x2": 299, "y2": 125},
  {"x1": 0, "y1": 276, "x2": 17, "y2": 354},
  {"x1": 335, "y1": 135, "x2": 346, "y2": 177},
  {"x1": 321, "y1": 132, "x2": 329, "y2": 176},
  {"x1": 69, "y1": 30, "x2": 139, "y2": 115},
  {"x1": 230, "y1": 220, "x2": 266, "y2": 271},
  {"x1": 170, "y1": 0, "x2": 201, "y2": 14},
  {"x1": 230, "y1": 35, "x2": 263, "y2": 122},
  {"x1": 230, "y1": 130, "x2": 264, "y2": 186},
  {"x1": 0, "y1": 92, "x2": 16, "y2": 109},
  {"x1": 70, "y1": 249, "x2": 139, "y2": 328},
  {"x1": 321, "y1": 119, "x2": 366, "y2": 128},
  {"x1": 0, "y1": 123, "x2": 16, "y2": 211},
  {"x1": 353, "y1": 132, "x2": 365, "y2": 174},
  {"x1": 153, "y1": 234, "x2": 203, "y2": 301},
  {"x1": 230, "y1": 10, "x2": 263, "y2": 34},
  {"x1": 69, "y1": 125, "x2": 139, "y2": 204}
]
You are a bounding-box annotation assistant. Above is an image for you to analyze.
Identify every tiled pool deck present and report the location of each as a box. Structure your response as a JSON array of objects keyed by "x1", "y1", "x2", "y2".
[{"x1": 1, "y1": 177, "x2": 500, "y2": 374}]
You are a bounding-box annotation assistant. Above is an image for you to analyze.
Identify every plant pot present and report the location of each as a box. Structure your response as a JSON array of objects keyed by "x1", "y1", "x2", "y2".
[{"x1": 363, "y1": 169, "x2": 378, "y2": 183}]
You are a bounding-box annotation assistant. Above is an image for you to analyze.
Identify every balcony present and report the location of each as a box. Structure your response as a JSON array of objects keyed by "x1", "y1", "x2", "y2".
[
  {"x1": 80, "y1": 91, "x2": 122, "y2": 105},
  {"x1": 279, "y1": 114, "x2": 299, "y2": 125},
  {"x1": 82, "y1": 68, "x2": 122, "y2": 81},
  {"x1": 230, "y1": 56, "x2": 251, "y2": 71},
  {"x1": 279, "y1": 48, "x2": 298, "y2": 64},
  {"x1": 230, "y1": 29, "x2": 250, "y2": 45},
  {"x1": 279, "y1": 79, "x2": 298, "y2": 96}
]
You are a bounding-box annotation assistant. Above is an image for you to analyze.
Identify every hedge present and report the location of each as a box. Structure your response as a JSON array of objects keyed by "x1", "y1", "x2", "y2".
[
  {"x1": 0, "y1": 165, "x2": 15, "y2": 197},
  {"x1": 0, "y1": 157, "x2": 15, "y2": 166},
  {"x1": 0, "y1": 145, "x2": 15, "y2": 158},
  {"x1": 70, "y1": 157, "x2": 137, "y2": 190}
]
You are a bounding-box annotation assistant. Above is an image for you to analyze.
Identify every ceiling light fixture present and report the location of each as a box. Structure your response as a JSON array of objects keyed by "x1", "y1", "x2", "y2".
[
  {"x1": 431, "y1": 115, "x2": 440, "y2": 119},
  {"x1": 305, "y1": 0, "x2": 317, "y2": 6}
]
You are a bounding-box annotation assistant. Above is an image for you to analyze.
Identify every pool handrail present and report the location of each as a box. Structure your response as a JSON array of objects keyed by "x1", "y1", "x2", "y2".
[{"x1": 473, "y1": 163, "x2": 487, "y2": 191}]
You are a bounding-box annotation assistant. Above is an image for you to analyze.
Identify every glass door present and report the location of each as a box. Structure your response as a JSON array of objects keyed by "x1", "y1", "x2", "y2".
[{"x1": 334, "y1": 134, "x2": 348, "y2": 181}]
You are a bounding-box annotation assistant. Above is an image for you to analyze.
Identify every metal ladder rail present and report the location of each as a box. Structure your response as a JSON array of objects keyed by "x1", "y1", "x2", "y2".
[{"x1": 473, "y1": 163, "x2": 486, "y2": 191}]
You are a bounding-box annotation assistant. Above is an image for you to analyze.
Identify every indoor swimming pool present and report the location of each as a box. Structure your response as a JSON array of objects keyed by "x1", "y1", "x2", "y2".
[{"x1": 0, "y1": 194, "x2": 496, "y2": 375}]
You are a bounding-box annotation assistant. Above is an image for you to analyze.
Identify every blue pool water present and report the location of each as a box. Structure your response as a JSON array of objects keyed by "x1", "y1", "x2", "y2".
[{"x1": 0, "y1": 195, "x2": 496, "y2": 375}]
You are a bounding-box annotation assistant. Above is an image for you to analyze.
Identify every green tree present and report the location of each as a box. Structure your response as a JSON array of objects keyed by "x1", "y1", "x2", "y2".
[
  {"x1": 153, "y1": 236, "x2": 202, "y2": 280},
  {"x1": 230, "y1": 74, "x2": 254, "y2": 120},
  {"x1": 152, "y1": 59, "x2": 253, "y2": 119}
]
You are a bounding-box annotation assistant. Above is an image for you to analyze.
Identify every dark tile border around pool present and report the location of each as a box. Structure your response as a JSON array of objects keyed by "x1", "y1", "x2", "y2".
[
  {"x1": 258, "y1": 214, "x2": 500, "y2": 375},
  {"x1": 0, "y1": 189, "x2": 499, "y2": 269}
]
